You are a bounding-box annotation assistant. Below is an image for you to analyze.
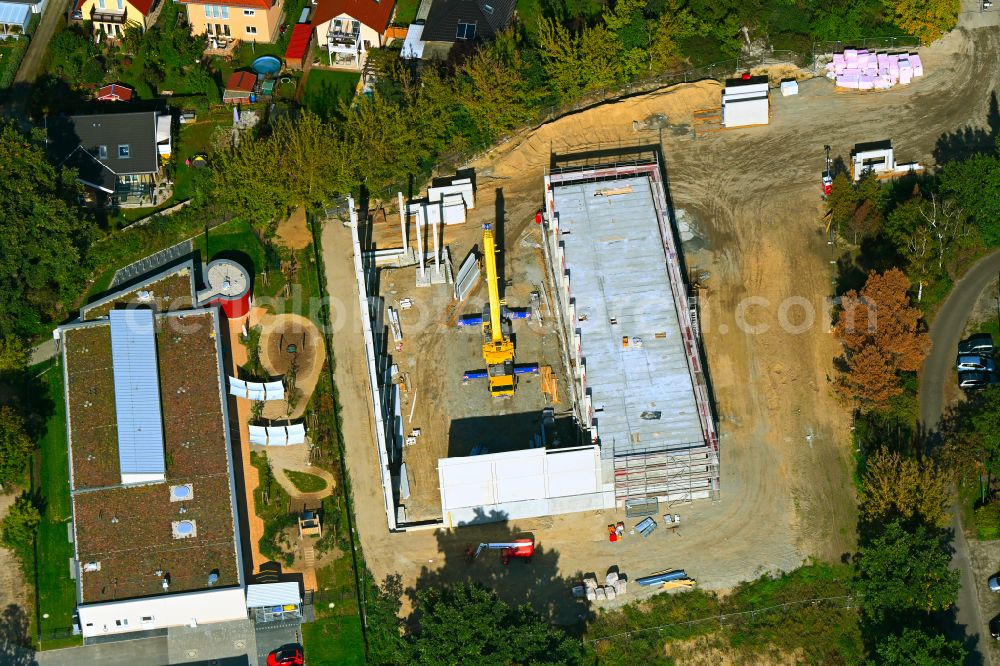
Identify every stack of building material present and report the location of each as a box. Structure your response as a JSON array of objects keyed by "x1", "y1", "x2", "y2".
[{"x1": 826, "y1": 50, "x2": 925, "y2": 90}]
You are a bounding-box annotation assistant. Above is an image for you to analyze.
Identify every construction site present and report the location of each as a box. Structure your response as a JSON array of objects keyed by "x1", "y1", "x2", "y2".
[
  {"x1": 345, "y1": 147, "x2": 718, "y2": 531},
  {"x1": 317, "y1": 0, "x2": 1000, "y2": 621}
]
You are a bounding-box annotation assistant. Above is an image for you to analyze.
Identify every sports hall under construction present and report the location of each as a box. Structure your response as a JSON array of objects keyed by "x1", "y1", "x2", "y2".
[{"x1": 347, "y1": 146, "x2": 720, "y2": 531}]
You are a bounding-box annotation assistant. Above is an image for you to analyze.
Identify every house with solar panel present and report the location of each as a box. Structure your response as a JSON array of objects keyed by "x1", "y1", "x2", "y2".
[{"x1": 53, "y1": 255, "x2": 293, "y2": 640}]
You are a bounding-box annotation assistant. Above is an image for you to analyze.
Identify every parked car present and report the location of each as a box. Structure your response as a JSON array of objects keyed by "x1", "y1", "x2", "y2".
[
  {"x1": 990, "y1": 574, "x2": 1000, "y2": 592},
  {"x1": 957, "y1": 354, "x2": 996, "y2": 371},
  {"x1": 958, "y1": 333, "x2": 995, "y2": 356},
  {"x1": 991, "y1": 614, "x2": 1000, "y2": 640},
  {"x1": 958, "y1": 370, "x2": 997, "y2": 390},
  {"x1": 267, "y1": 646, "x2": 304, "y2": 666}
]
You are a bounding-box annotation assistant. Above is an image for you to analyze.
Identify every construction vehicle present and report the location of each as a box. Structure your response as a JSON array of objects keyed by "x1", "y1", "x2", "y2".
[
  {"x1": 459, "y1": 223, "x2": 537, "y2": 397},
  {"x1": 821, "y1": 145, "x2": 833, "y2": 197},
  {"x1": 470, "y1": 539, "x2": 535, "y2": 564}
]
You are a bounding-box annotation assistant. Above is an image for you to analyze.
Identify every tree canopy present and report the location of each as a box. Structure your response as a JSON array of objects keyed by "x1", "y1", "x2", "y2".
[
  {"x1": 855, "y1": 520, "x2": 959, "y2": 622},
  {"x1": 406, "y1": 583, "x2": 584, "y2": 666},
  {"x1": 872, "y1": 626, "x2": 965, "y2": 665},
  {"x1": 835, "y1": 269, "x2": 929, "y2": 408},
  {"x1": 0, "y1": 124, "x2": 94, "y2": 338},
  {"x1": 858, "y1": 448, "x2": 949, "y2": 529}
]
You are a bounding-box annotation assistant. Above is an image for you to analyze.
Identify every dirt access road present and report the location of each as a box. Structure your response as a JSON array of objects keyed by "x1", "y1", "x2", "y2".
[{"x1": 324, "y1": 0, "x2": 1000, "y2": 623}]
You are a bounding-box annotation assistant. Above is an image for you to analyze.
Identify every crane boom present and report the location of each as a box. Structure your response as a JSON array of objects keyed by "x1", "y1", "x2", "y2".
[
  {"x1": 482, "y1": 224, "x2": 504, "y2": 344},
  {"x1": 479, "y1": 223, "x2": 515, "y2": 397}
]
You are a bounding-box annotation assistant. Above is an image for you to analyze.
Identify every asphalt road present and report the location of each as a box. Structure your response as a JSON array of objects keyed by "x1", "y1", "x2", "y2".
[{"x1": 920, "y1": 250, "x2": 1000, "y2": 666}]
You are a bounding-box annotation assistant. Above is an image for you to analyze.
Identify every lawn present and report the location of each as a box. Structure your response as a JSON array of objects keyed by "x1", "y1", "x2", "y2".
[
  {"x1": 285, "y1": 470, "x2": 326, "y2": 493},
  {"x1": 303, "y1": 70, "x2": 359, "y2": 120},
  {"x1": 394, "y1": 0, "x2": 421, "y2": 24},
  {"x1": 250, "y1": 452, "x2": 297, "y2": 565},
  {"x1": 32, "y1": 360, "x2": 81, "y2": 649},
  {"x1": 303, "y1": 559, "x2": 364, "y2": 665}
]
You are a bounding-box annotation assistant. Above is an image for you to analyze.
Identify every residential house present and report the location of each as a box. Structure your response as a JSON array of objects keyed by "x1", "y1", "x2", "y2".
[
  {"x1": 176, "y1": 0, "x2": 283, "y2": 44},
  {"x1": 47, "y1": 110, "x2": 172, "y2": 206},
  {"x1": 0, "y1": 0, "x2": 44, "y2": 39},
  {"x1": 73, "y1": 0, "x2": 154, "y2": 37},
  {"x1": 312, "y1": 0, "x2": 395, "y2": 69},
  {"x1": 419, "y1": 0, "x2": 514, "y2": 59}
]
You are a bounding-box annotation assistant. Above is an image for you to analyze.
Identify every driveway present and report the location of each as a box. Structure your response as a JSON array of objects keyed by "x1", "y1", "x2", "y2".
[{"x1": 920, "y1": 250, "x2": 1000, "y2": 666}]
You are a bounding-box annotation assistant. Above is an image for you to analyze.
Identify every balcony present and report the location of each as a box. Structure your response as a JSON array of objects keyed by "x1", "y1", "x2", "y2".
[
  {"x1": 91, "y1": 8, "x2": 127, "y2": 23},
  {"x1": 328, "y1": 30, "x2": 359, "y2": 50}
]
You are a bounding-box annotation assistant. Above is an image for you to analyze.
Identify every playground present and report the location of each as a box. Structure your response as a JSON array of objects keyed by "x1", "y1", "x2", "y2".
[{"x1": 258, "y1": 312, "x2": 325, "y2": 420}]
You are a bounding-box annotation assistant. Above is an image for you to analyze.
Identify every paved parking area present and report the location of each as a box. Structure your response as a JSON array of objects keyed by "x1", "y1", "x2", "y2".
[
  {"x1": 167, "y1": 619, "x2": 256, "y2": 664},
  {"x1": 37, "y1": 636, "x2": 168, "y2": 666},
  {"x1": 253, "y1": 620, "x2": 301, "y2": 666}
]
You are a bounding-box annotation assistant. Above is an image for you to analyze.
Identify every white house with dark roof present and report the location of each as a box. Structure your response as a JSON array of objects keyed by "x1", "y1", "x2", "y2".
[{"x1": 46, "y1": 110, "x2": 172, "y2": 207}]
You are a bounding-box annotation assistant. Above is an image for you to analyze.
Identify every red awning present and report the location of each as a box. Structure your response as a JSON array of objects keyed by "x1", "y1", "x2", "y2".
[{"x1": 284, "y1": 24, "x2": 312, "y2": 62}]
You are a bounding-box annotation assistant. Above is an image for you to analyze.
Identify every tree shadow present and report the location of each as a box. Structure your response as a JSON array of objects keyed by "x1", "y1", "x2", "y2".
[
  {"x1": 0, "y1": 604, "x2": 36, "y2": 666},
  {"x1": 403, "y1": 509, "x2": 594, "y2": 633},
  {"x1": 933, "y1": 91, "x2": 1000, "y2": 165}
]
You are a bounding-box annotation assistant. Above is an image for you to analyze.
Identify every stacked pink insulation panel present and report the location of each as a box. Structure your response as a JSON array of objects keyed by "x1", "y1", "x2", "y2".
[{"x1": 825, "y1": 49, "x2": 924, "y2": 90}]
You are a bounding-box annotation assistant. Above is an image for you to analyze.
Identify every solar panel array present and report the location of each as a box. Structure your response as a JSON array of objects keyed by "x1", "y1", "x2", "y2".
[{"x1": 109, "y1": 309, "x2": 166, "y2": 480}]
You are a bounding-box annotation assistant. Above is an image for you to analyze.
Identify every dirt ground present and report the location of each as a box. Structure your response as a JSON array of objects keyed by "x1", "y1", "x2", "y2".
[
  {"x1": 258, "y1": 312, "x2": 325, "y2": 420},
  {"x1": 375, "y1": 218, "x2": 572, "y2": 521},
  {"x1": 274, "y1": 207, "x2": 312, "y2": 250},
  {"x1": 323, "y1": 0, "x2": 1000, "y2": 623},
  {"x1": 0, "y1": 493, "x2": 29, "y2": 623}
]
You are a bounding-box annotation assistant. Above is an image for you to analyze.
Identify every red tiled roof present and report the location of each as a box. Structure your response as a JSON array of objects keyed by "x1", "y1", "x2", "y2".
[
  {"x1": 313, "y1": 0, "x2": 395, "y2": 32},
  {"x1": 96, "y1": 84, "x2": 134, "y2": 101},
  {"x1": 284, "y1": 23, "x2": 313, "y2": 61},
  {"x1": 76, "y1": 0, "x2": 154, "y2": 14},
  {"x1": 226, "y1": 71, "x2": 257, "y2": 92},
  {"x1": 180, "y1": 0, "x2": 273, "y2": 9}
]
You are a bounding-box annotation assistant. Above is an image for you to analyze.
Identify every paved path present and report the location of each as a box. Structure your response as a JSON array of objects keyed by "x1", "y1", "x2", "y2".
[{"x1": 920, "y1": 250, "x2": 1000, "y2": 666}]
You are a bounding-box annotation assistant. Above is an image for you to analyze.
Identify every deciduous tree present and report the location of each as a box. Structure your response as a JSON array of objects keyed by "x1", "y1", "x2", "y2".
[
  {"x1": 460, "y1": 31, "x2": 540, "y2": 140},
  {"x1": 859, "y1": 448, "x2": 949, "y2": 529},
  {"x1": 873, "y1": 626, "x2": 965, "y2": 665},
  {"x1": 835, "y1": 269, "x2": 929, "y2": 408},
  {"x1": 0, "y1": 495, "x2": 39, "y2": 551},
  {"x1": 855, "y1": 521, "x2": 959, "y2": 622},
  {"x1": 0, "y1": 407, "x2": 33, "y2": 488},
  {"x1": 882, "y1": 0, "x2": 959, "y2": 44},
  {"x1": 406, "y1": 583, "x2": 584, "y2": 665},
  {"x1": 0, "y1": 124, "x2": 94, "y2": 337}
]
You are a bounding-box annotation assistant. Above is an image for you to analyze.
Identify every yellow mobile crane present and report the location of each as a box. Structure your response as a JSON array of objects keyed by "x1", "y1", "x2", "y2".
[{"x1": 460, "y1": 223, "x2": 536, "y2": 397}]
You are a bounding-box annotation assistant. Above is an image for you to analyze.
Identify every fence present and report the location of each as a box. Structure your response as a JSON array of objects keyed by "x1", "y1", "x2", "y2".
[{"x1": 585, "y1": 594, "x2": 855, "y2": 647}]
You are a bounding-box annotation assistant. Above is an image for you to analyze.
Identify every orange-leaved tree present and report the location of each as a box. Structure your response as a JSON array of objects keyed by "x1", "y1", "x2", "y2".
[{"x1": 835, "y1": 268, "x2": 929, "y2": 409}]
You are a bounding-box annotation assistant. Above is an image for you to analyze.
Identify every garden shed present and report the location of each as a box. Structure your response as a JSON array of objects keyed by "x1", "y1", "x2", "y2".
[
  {"x1": 224, "y1": 71, "x2": 257, "y2": 104},
  {"x1": 285, "y1": 23, "x2": 313, "y2": 70}
]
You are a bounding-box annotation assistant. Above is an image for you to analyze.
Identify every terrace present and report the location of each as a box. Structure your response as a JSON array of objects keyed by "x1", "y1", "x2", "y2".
[
  {"x1": 62, "y1": 310, "x2": 242, "y2": 603},
  {"x1": 81, "y1": 266, "x2": 196, "y2": 321}
]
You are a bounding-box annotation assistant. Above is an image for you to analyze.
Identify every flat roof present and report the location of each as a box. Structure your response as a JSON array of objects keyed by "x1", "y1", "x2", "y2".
[
  {"x1": 62, "y1": 306, "x2": 242, "y2": 603},
  {"x1": 109, "y1": 309, "x2": 166, "y2": 481},
  {"x1": 551, "y1": 176, "x2": 704, "y2": 457}
]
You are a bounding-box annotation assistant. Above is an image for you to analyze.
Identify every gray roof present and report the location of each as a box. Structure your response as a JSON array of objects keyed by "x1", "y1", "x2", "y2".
[
  {"x1": 552, "y1": 177, "x2": 704, "y2": 458},
  {"x1": 421, "y1": 0, "x2": 514, "y2": 43},
  {"x1": 109, "y1": 309, "x2": 166, "y2": 479},
  {"x1": 48, "y1": 111, "x2": 160, "y2": 179}
]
